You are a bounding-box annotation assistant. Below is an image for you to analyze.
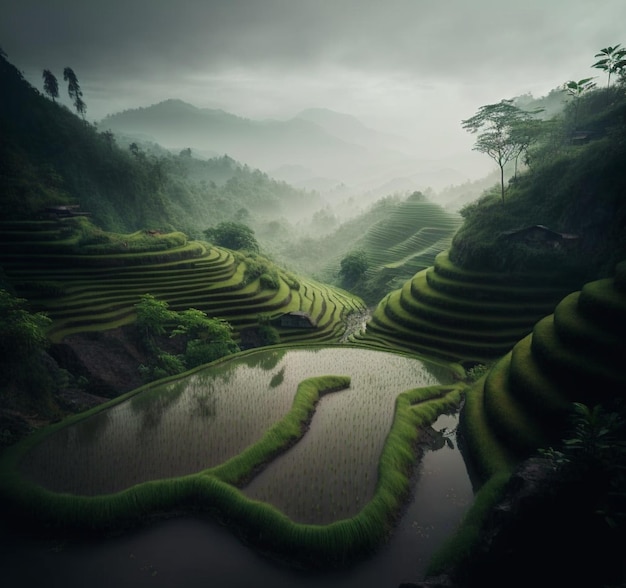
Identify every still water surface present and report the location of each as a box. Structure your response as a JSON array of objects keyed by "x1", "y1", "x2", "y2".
[
  {"x1": 5, "y1": 347, "x2": 472, "y2": 586},
  {"x1": 2, "y1": 414, "x2": 471, "y2": 588}
]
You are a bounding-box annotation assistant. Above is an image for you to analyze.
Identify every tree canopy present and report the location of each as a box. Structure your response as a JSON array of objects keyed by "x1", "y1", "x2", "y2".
[
  {"x1": 204, "y1": 221, "x2": 260, "y2": 253},
  {"x1": 134, "y1": 294, "x2": 240, "y2": 374},
  {"x1": 42, "y1": 69, "x2": 59, "y2": 102},
  {"x1": 592, "y1": 44, "x2": 626, "y2": 90},
  {"x1": 339, "y1": 250, "x2": 369, "y2": 287},
  {"x1": 462, "y1": 100, "x2": 542, "y2": 203},
  {"x1": 63, "y1": 66, "x2": 86, "y2": 118},
  {"x1": 0, "y1": 289, "x2": 51, "y2": 363}
]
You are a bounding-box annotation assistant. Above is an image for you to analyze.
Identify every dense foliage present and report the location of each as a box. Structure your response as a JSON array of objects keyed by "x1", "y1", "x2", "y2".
[
  {"x1": 134, "y1": 294, "x2": 240, "y2": 379},
  {"x1": 0, "y1": 53, "x2": 319, "y2": 240},
  {"x1": 204, "y1": 221, "x2": 260, "y2": 253},
  {"x1": 451, "y1": 86, "x2": 626, "y2": 279}
]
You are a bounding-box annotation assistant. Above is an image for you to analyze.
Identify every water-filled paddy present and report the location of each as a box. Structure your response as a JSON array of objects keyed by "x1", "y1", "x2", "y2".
[
  {"x1": 2, "y1": 412, "x2": 472, "y2": 588},
  {"x1": 20, "y1": 347, "x2": 451, "y2": 505}
]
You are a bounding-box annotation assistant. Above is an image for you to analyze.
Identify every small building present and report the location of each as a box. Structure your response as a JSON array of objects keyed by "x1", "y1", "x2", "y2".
[
  {"x1": 276, "y1": 311, "x2": 317, "y2": 329},
  {"x1": 499, "y1": 225, "x2": 579, "y2": 249}
]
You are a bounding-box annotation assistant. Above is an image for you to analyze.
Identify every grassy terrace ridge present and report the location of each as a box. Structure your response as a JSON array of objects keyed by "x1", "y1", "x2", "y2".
[
  {"x1": 355, "y1": 249, "x2": 580, "y2": 364},
  {"x1": 461, "y1": 260, "x2": 626, "y2": 483},
  {"x1": 0, "y1": 364, "x2": 465, "y2": 568},
  {"x1": 0, "y1": 221, "x2": 365, "y2": 344},
  {"x1": 427, "y1": 262, "x2": 626, "y2": 581},
  {"x1": 319, "y1": 193, "x2": 462, "y2": 304}
]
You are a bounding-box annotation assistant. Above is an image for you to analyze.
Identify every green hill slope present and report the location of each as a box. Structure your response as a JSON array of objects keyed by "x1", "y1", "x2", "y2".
[
  {"x1": 304, "y1": 192, "x2": 463, "y2": 305},
  {"x1": 0, "y1": 219, "x2": 365, "y2": 345},
  {"x1": 0, "y1": 53, "x2": 320, "y2": 238},
  {"x1": 462, "y1": 260, "x2": 626, "y2": 477},
  {"x1": 353, "y1": 250, "x2": 580, "y2": 364}
]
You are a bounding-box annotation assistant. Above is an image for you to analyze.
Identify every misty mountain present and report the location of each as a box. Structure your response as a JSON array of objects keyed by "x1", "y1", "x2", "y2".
[
  {"x1": 0, "y1": 55, "x2": 322, "y2": 236},
  {"x1": 294, "y1": 108, "x2": 415, "y2": 154},
  {"x1": 101, "y1": 100, "x2": 378, "y2": 174},
  {"x1": 100, "y1": 100, "x2": 475, "y2": 197}
]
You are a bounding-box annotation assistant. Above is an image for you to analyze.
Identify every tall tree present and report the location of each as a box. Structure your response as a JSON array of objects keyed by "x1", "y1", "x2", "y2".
[
  {"x1": 592, "y1": 45, "x2": 626, "y2": 90},
  {"x1": 462, "y1": 100, "x2": 541, "y2": 203},
  {"x1": 63, "y1": 66, "x2": 86, "y2": 118},
  {"x1": 42, "y1": 69, "x2": 59, "y2": 102}
]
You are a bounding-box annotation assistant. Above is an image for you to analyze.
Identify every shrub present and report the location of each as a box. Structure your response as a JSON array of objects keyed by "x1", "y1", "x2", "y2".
[
  {"x1": 259, "y1": 272, "x2": 280, "y2": 290},
  {"x1": 258, "y1": 324, "x2": 280, "y2": 345}
]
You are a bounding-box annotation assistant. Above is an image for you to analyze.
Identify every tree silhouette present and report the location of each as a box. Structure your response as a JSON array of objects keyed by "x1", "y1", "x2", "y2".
[
  {"x1": 462, "y1": 100, "x2": 542, "y2": 203},
  {"x1": 42, "y1": 69, "x2": 59, "y2": 102},
  {"x1": 63, "y1": 66, "x2": 86, "y2": 118},
  {"x1": 592, "y1": 45, "x2": 626, "y2": 90}
]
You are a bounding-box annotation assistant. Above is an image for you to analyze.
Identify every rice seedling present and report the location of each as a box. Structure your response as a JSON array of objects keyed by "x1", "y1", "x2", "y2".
[{"x1": 2, "y1": 345, "x2": 465, "y2": 568}]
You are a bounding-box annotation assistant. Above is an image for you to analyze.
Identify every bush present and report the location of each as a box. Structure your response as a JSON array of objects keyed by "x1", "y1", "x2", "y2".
[
  {"x1": 259, "y1": 272, "x2": 280, "y2": 290},
  {"x1": 258, "y1": 324, "x2": 280, "y2": 345}
]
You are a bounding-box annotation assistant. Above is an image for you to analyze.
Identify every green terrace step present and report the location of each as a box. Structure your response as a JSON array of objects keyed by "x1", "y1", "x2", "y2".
[
  {"x1": 32, "y1": 268, "x2": 248, "y2": 301},
  {"x1": 398, "y1": 278, "x2": 544, "y2": 331},
  {"x1": 48, "y1": 309, "x2": 138, "y2": 341},
  {"x1": 1, "y1": 246, "x2": 234, "y2": 279},
  {"x1": 425, "y1": 266, "x2": 574, "y2": 303},
  {"x1": 530, "y1": 315, "x2": 626, "y2": 398},
  {"x1": 385, "y1": 227, "x2": 453, "y2": 259},
  {"x1": 39, "y1": 280, "x2": 271, "y2": 319},
  {"x1": 381, "y1": 289, "x2": 532, "y2": 344},
  {"x1": 461, "y1": 266, "x2": 626, "y2": 478},
  {"x1": 0, "y1": 242, "x2": 209, "y2": 269},
  {"x1": 481, "y1": 357, "x2": 552, "y2": 456},
  {"x1": 433, "y1": 250, "x2": 581, "y2": 288},
  {"x1": 576, "y1": 278, "x2": 626, "y2": 333},
  {"x1": 1, "y1": 226, "x2": 366, "y2": 345},
  {"x1": 351, "y1": 329, "x2": 461, "y2": 359},
  {"x1": 409, "y1": 271, "x2": 559, "y2": 317},
  {"x1": 365, "y1": 309, "x2": 514, "y2": 361},
  {"x1": 506, "y1": 336, "x2": 571, "y2": 422},
  {"x1": 553, "y1": 292, "x2": 626, "y2": 363}
]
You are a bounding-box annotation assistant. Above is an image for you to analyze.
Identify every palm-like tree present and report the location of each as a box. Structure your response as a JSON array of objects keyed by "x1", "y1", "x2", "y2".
[{"x1": 592, "y1": 44, "x2": 626, "y2": 90}]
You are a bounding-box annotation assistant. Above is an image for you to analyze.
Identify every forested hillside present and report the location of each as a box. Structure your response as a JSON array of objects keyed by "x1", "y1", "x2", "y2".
[
  {"x1": 452, "y1": 87, "x2": 626, "y2": 280},
  {"x1": 0, "y1": 54, "x2": 321, "y2": 239}
]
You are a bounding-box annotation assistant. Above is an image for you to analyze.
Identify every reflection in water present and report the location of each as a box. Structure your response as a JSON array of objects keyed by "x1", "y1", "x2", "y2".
[
  {"x1": 2, "y1": 414, "x2": 472, "y2": 588},
  {"x1": 269, "y1": 366, "x2": 285, "y2": 388},
  {"x1": 19, "y1": 348, "x2": 450, "y2": 503},
  {"x1": 188, "y1": 381, "x2": 217, "y2": 419}
]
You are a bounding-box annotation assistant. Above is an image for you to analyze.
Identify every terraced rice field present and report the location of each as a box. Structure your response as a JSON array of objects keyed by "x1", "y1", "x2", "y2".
[
  {"x1": 354, "y1": 250, "x2": 584, "y2": 365},
  {"x1": 0, "y1": 221, "x2": 365, "y2": 344},
  {"x1": 324, "y1": 195, "x2": 462, "y2": 299},
  {"x1": 464, "y1": 260, "x2": 626, "y2": 470}
]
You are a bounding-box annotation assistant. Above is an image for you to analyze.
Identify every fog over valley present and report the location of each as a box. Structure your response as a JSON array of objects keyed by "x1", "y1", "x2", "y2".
[
  {"x1": 2, "y1": 0, "x2": 624, "y2": 208},
  {"x1": 3, "y1": 3, "x2": 626, "y2": 587}
]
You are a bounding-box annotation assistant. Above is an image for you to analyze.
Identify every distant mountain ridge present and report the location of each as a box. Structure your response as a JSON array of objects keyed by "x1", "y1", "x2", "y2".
[
  {"x1": 101, "y1": 99, "x2": 378, "y2": 176},
  {"x1": 100, "y1": 100, "x2": 473, "y2": 196}
]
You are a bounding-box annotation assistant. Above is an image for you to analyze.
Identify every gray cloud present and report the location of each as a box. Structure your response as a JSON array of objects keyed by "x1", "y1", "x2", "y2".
[{"x1": 2, "y1": 0, "x2": 625, "y2": 157}]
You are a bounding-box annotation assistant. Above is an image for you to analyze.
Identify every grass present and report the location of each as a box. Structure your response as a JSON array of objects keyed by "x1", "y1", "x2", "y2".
[
  {"x1": 0, "y1": 362, "x2": 464, "y2": 568},
  {"x1": 0, "y1": 221, "x2": 366, "y2": 345},
  {"x1": 358, "y1": 249, "x2": 579, "y2": 364},
  {"x1": 439, "y1": 265, "x2": 626, "y2": 582}
]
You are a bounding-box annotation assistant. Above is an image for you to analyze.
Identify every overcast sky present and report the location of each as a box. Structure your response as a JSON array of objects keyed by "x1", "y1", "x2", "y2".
[{"x1": 2, "y1": 0, "x2": 625, "y2": 159}]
